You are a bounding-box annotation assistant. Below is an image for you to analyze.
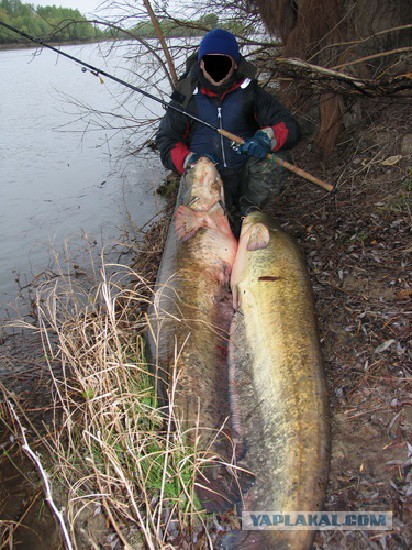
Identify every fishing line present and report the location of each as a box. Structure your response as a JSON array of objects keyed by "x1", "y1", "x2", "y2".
[{"x1": 0, "y1": 20, "x2": 219, "y2": 132}]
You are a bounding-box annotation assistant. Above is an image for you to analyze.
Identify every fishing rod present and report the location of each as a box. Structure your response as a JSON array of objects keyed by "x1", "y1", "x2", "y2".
[
  {"x1": 0, "y1": 20, "x2": 334, "y2": 193},
  {"x1": 0, "y1": 20, "x2": 216, "y2": 129}
]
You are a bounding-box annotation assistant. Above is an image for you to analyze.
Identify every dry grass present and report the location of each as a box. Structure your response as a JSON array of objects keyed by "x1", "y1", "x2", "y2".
[{"x1": 0, "y1": 258, "x2": 237, "y2": 549}]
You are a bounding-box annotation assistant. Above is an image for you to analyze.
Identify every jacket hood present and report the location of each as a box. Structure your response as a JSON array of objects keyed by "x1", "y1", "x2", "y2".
[{"x1": 171, "y1": 53, "x2": 258, "y2": 106}]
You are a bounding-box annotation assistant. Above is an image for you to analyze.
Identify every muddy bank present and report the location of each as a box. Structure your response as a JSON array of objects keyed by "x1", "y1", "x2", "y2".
[{"x1": 0, "y1": 328, "x2": 63, "y2": 549}]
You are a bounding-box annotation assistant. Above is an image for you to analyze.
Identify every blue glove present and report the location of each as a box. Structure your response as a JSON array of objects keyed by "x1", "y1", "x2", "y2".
[
  {"x1": 235, "y1": 130, "x2": 272, "y2": 159},
  {"x1": 185, "y1": 152, "x2": 219, "y2": 169}
]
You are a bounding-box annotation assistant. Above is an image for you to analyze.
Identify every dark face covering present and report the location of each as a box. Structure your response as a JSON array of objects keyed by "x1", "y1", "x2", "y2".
[{"x1": 202, "y1": 54, "x2": 233, "y2": 83}]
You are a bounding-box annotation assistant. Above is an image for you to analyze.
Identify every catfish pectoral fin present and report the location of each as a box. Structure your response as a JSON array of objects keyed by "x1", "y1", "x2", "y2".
[
  {"x1": 195, "y1": 464, "x2": 242, "y2": 513},
  {"x1": 246, "y1": 222, "x2": 270, "y2": 251},
  {"x1": 174, "y1": 205, "x2": 205, "y2": 240}
]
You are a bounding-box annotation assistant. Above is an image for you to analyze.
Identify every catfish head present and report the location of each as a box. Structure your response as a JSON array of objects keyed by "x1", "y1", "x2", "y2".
[{"x1": 183, "y1": 157, "x2": 223, "y2": 212}]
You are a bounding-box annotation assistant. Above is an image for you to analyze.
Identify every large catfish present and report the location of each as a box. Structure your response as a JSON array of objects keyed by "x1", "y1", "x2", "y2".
[
  {"x1": 147, "y1": 157, "x2": 239, "y2": 510},
  {"x1": 223, "y1": 210, "x2": 330, "y2": 549}
]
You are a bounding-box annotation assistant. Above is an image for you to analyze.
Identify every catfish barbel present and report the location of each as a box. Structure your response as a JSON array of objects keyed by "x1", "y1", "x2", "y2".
[
  {"x1": 223, "y1": 210, "x2": 330, "y2": 549},
  {"x1": 146, "y1": 157, "x2": 240, "y2": 510}
]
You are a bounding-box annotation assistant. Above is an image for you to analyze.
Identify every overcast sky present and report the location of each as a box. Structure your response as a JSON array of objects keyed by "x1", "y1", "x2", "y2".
[{"x1": 32, "y1": 1, "x2": 181, "y2": 17}]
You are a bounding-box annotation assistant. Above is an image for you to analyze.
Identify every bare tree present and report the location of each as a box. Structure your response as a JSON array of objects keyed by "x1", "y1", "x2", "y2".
[
  {"x1": 247, "y1": 0, "x2": 412, "y2": 155},
  {"x1": 47, "y1": 0, "x2": 410, "y2": 160}
]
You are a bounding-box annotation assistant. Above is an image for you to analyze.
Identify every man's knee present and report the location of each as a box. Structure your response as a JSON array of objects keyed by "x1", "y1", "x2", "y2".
[{"x1": 240, "y1": 156, "x2": 287, "y2": 211}]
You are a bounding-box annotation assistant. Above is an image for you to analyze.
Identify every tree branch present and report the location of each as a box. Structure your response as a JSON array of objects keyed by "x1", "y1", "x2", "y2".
[
  {"x1": 332, "y1": 46, "x2": 412, "y2": 70},
  {"x1": 263, "y1": 55, "x2": 412, "y2": 97},
  {"x1": 142, "y1": 0, "x2": 178, "y2": 87},
  {"x1": 5, "y1": 397, "x2": 73, "y2": 550}
]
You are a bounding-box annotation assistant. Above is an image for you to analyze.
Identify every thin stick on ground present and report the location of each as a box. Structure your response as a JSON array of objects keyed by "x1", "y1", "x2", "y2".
[{"x1": 5, "y1": 398, "x2": 73, "y2": 550}]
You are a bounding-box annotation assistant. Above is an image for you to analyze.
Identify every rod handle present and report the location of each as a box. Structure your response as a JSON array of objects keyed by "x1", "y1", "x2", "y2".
[
  {"x1": 273, "y1": 157, "x2": 335, "y2": 192},
  {"x1": 218, "y1": 129, "x2": 335, "y2": 193}
]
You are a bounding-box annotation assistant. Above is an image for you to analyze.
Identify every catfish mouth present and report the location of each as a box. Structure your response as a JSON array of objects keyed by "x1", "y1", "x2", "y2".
[
  {"x1": 187, "y1": 196, "x2": 225, "y2": 214},
  {"x1": 187, "y1": 157, "x2": 224, "y2": 211}
]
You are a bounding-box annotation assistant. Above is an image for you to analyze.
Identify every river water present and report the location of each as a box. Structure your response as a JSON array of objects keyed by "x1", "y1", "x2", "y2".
[{"x1": 0, "y1": 41, "x2": 167, "y2": 312}]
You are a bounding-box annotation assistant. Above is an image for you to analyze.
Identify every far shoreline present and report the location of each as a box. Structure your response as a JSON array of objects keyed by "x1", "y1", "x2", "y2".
[
  {"x1": 0, "y1": 32, "x2": 206, "y2": 52},
  {"x1": 0, "y1": 38, "x2": 111, "y2": 51}
]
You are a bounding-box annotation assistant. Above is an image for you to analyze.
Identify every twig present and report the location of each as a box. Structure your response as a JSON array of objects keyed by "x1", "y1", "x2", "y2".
[
  {"x1": 266, "y1": 55, "x2": 412, "y2": 96},
  {"x1": 142, "y1": 0, "x2": 178, "y2": 86},
  {"x1": 332, "y1": 46, "x2": 412, "y2": 70},
  {"x1": 310, "y1": 23, "x2": 412, "y2": 62},
  {"x1": 6, "y1": 399, "x2": 73, "y2": 550}
]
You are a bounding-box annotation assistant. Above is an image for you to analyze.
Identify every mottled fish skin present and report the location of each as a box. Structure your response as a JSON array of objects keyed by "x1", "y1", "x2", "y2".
[
  {"x1": 146, "y1": 158, "x2": 239, "y2": 510},
  {"x1": 226, "y1": 210, "x2": 330, "y2": 549}
]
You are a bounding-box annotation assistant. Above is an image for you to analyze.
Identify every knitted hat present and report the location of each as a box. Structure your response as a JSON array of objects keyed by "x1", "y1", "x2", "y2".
[{"x1": 198, "y1": 29, "x2": 240, "y2": 63}]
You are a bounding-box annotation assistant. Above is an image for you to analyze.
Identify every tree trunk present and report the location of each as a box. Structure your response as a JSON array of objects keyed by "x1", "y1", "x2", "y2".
[{"x1": 252, "y1": 0, "x2": 411, "y2": 155}]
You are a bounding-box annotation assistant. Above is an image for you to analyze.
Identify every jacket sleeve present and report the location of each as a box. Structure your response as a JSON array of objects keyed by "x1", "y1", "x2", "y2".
[
  {"x1": 156, "y1": 102, "x2": 192, "y2": 175},
  {"x1": 254, "y1": 85, "x2": 301, "y2": 151}
]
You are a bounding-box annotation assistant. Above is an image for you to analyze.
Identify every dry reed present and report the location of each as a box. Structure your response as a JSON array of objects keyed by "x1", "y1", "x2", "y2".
[{"x1": 1, "y1": 257, "x2": 238, "y2": 549}]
